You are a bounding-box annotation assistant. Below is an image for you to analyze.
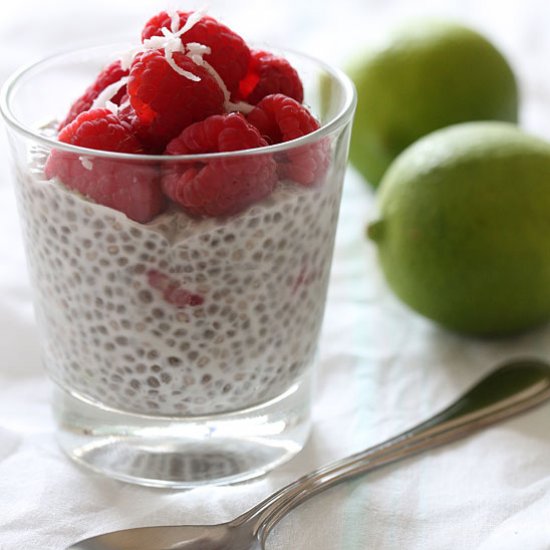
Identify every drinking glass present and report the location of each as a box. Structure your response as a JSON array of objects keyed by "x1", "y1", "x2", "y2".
[{"x1": 0, "y1": 44, "x2": 356, "y2": 487}]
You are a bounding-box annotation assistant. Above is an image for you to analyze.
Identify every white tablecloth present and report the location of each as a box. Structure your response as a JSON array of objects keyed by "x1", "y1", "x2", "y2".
[{"x1": 1, "y1": 1, "x2": 550, "y2": 549}]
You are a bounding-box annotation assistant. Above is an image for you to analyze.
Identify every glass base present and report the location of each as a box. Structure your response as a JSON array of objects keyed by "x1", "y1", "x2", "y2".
[{"x1": 53, "y1": 372, "x2": 313, "y2": 488}]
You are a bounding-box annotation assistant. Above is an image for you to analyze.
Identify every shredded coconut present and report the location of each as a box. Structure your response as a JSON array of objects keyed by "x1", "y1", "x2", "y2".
[
  {"x1": 173, "y1": 9, "x2": 208, "y2": 39},
  {"x1": 119, "y1": 97, "x2": 131, "y2": 111},
  {"x1": 164, "y1": 50, "x2": 200, "y2": 81},
  {"x1": 169, "y1": 9, "x2": 181, "y2": 33},
  {"x1": 119, "y1": 46, "x2": 143, "y2": 71},
  {"x1": 79, "y1": 156, "x2": 93, "y2": 171},
  {"x1": 104, "y1": 100, "x2": 118, "y2": 114},
  {"x1": 185, "y1": 42, "x2": 211, "y2": 66},
  {"x1": 228, "y1": 100, "x2": 255, "y2": 115},
  {"x1": 91, "y1": 76, "x2": 129, "y2": 111},
  {"x1": 198, "y1": 57, "x2": 254, "y2": 114}
]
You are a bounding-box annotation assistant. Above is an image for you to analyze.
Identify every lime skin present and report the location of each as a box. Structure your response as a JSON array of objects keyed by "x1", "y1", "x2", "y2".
[
  {"x1": 368, "y1": 122, "x2": 550, "y2": 337},
  {"x1": 348, "y1": 20, "x2": 519, "y2": 187}
]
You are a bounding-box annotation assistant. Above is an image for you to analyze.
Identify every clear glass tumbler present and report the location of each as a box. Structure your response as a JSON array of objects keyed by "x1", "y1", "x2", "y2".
[{"x1": 0, "y1": 44, "x2": 356, "y2": 487}]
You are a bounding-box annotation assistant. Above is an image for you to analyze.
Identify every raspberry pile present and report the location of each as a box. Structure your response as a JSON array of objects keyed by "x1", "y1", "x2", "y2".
[{"x1": 46, "y1": 10, "x2": 329, "y2": 223}]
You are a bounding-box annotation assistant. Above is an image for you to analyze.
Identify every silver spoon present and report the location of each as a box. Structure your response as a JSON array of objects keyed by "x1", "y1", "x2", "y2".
[{"x1": 67, "y1": 357, "x2": 550, "y2": 550}]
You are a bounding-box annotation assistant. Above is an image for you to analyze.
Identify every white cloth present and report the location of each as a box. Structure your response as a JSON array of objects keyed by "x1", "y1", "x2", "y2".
[{"x1": 1, "y1": 1, "x2": 550, "y2": 549}]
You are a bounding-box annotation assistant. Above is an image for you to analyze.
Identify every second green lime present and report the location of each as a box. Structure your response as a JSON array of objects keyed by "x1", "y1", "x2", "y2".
[{"x1": 348, "y1": 20, "x2": 519, "y2": 187}]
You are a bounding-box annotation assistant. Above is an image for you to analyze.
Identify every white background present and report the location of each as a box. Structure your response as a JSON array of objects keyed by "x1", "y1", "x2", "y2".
[{"x1": 1, "y1": 1, "x2": 550, "y2": 549}]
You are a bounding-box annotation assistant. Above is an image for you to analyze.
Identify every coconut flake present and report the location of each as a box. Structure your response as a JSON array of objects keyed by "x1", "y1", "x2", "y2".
[
  {"x1": 196, "y1": 57, "x2": 254, "y2": 114},
  {"x1": 168, "y1": 9, "x2": 181, "y2": 33},
  {"x1": 174, "y1": 8, "x2": 208, "y2": 38},
  {"x1": 119, "y1": 47, "x2": 137, "y2": 71},
  {"x1": 119, "y1": 97, "x2": 131, "y2": 111},
  {"x1": 196, "y1": 59, "x2": 229, "y2": 102},
  {"x1": 79, "y1": 156, "x2": 93, "y2": 171},
  {"x1": 227, "y1": 100, "x2": 255, "y2": 115},
  {"x1": 165, "y1": 50, "x2": 201, "y2": 81},
  {"x1": 185, "y1": 42, "x2": 211, "y2": 65},
  {"x1": 91, "y1": 76, "x2": 129, "y2": 111},
  {"x1": 144, "y1": 33, "x2": 174, "y2": 50},
  {"x1": 104, "y1": 100, "x2": 118, "y2": 114}
]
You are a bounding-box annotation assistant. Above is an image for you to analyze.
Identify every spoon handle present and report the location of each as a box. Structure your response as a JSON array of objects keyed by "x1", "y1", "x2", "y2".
[{"x1": 239, "y1": 359, "x2": 550, "y2": 542}]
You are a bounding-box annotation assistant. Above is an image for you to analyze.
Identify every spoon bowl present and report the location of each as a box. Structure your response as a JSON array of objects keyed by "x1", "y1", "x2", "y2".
[{"x1": 67, "y1": 358, "x2": 550, "y2": 550}]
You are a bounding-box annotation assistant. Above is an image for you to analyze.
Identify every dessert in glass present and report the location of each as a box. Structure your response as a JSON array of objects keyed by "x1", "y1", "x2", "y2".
[{"x1": 0, "y1": 9, "x2": 356, "y2": 486}]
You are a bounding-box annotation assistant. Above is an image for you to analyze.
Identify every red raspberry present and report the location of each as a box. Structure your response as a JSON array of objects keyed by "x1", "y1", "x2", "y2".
[
  {"x1": 247, "y1": 94, "x2": 329, "y2": 186},
  {"x1": 45, "y1": 109, "x2": 165, "y2": 223},
  {"x1": 141, "y1": 11, "x2": 250, "y2": 95},
  {"x1": 118, "y1": 100, "x2": 164, "y2": 154},
  {"x1": 292, "y1": 264, "x2": 318, "y2": 294},
  {"x1": 127, "y1": 49, "x2": 225, "y2": 151},
  {"x1": 237, "y1": 50, "x2": 304, "y2": 105},
  {"x1": 162, "y1": 113, "x2": 277, "y2": 217},
  {"x1": 147, "y1": 270, "x2": 204, "y2": 308},
  {"x1": 247, "y1": 94, "x2": 319, "y2": 142},
  {"x1": 59, "y1": 60, "x2": 128, "y2": 129}
]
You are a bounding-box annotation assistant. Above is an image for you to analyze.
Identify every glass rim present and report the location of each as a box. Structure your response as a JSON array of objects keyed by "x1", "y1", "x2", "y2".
[{"x1": 0, "y1": 42, "x2": 357, "y2": 162}]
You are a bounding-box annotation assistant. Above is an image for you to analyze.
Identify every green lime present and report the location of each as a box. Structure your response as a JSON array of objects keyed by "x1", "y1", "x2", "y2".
[
  {"x1": 348, "y1": 20, "x2": 519, "y2": 187},
  {"x1": 368, "y1": 122, "x2": 550, "y2": 336}
]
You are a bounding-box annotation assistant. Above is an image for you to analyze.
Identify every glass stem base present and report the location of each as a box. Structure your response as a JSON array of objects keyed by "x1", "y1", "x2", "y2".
[{"x1": 53, "y1": 372, "x2": 313, "y2": 488}]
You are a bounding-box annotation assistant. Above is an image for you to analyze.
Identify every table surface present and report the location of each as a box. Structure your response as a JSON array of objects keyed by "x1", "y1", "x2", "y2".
[{"x1": 1, "y1": 1, "x2": 550, "y2": 549}]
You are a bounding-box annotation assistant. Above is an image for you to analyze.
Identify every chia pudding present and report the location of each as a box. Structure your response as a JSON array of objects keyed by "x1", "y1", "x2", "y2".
[
  {"x1": 17, "y1": 149, "x2": 343, "y2": 416},
  {"x1": 11, "y1": 9, "x2": 347, "y2": 417}
]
